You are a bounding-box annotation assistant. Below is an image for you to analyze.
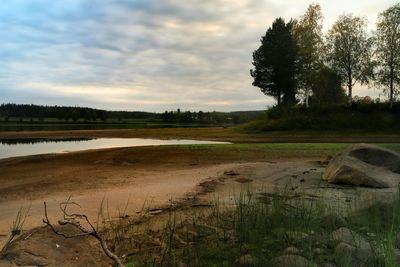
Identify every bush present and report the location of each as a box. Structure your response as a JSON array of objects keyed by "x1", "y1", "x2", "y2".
[{"x1": 241, "y1": 103, "x2": 400, "y2": 132}]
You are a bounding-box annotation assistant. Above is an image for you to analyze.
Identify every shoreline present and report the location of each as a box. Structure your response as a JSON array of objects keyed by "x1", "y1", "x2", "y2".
[{"x1": 1, "y1": 127, "x2": 400, "y2": 143}]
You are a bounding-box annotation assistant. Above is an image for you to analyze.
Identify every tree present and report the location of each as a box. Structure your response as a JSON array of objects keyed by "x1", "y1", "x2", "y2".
[
  {"x1": 327, "y1": 14, "x2": 375, "y2": 106},
  {"x1": 251, "y1": 18, "x2": 298, "y2": 106},
  {"x1": 293, "y1": 4, "x2": 324, "y2": 107},
  {"x1": 375, "y1": 4, "x2": 400, "y2": 108},
  {"x1": 309, "y1": 66, "x2": 347, "y2": 107}
]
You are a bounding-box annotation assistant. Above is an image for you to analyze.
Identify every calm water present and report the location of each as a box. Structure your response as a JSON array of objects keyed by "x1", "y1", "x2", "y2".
[{"x1": 0, "y1": 138, "x2": 229, "y2": 159}]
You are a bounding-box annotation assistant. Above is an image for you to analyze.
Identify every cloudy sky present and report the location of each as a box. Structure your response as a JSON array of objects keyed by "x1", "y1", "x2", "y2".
[{"x1": 0, "y1": 0, "x2": 397, "y2": 112}]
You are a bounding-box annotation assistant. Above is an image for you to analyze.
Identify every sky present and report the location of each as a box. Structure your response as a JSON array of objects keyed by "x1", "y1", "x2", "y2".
[{"x1": 0, "y1": 0, "x2": 397, "y2": 112}]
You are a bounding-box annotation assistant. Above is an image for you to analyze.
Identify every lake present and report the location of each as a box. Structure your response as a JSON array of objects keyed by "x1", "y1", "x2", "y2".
[{"x1": 0, "y1": 138, "x2": 230, "y2": 159}]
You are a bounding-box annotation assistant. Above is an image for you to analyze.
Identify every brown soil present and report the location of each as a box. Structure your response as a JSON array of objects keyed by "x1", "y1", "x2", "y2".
[{"x1": 1, "y1": 224, "x2": 113, "y2": 267}]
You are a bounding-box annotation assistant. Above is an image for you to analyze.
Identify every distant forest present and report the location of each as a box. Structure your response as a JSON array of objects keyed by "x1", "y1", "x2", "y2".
[{"x1": 0, "y1": 103, "x2": 263, "y2": 125}]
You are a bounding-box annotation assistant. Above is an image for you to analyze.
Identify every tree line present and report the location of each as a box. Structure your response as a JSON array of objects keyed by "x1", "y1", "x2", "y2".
[
  {"x1": 251, "y1": 3, "x2": 400, "y2": 109},
  {"x1": 0, "y1": 103, "x2": 153, "y2": 122},
  {"x1": 0, "y1": 103, "x2": 264, "y2": 125},
  {"x1": 160, "y1": 109, "x2": 261, "y2": 124}
]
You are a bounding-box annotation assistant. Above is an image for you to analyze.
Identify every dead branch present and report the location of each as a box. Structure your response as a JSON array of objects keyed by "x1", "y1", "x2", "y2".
[{"x1": 42, "y1": 201, "x2": 123, "y2": 267}]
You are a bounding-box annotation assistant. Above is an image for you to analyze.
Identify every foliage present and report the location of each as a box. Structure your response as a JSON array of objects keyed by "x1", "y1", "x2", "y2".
[
  {"x1": 241, "y1": 103, "x2": 400, "y2": 131},
  {"x1": 0, "y1": 103, "x2": 264, "y2": 128},
  {"x1": 309, "y1": 66, "x2": 347, "y2": 107},
  {"x1": 293, "y1": 3, "x2": 325, "y2": 107},
  {"x1": 250, "y1": 18, "x2": 298, "y2": 106},
  {"x1": 375, "y1": 3, "x2": 400, "y2": 108},
  {"x1": 326, "y1": 14, "x2": 375, "y2": 105}
]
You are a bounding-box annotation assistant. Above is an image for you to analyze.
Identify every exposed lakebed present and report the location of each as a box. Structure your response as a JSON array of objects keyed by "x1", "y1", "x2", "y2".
[{"x1": 0, "y1": 137, "x2": 229, "y2": 159}]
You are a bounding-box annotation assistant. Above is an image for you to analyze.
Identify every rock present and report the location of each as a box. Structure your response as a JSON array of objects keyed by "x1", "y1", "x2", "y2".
[
  {"x1": 313, "y1": 248, "x2": 322, "y2": 255},
  {"x1": 284, "y1": 246, "x2": 302, "y2": 254},
  {"x1": 323, "y1": 144, "x2": 400, "y2": 188},
  {"x1": 272, "y1": 255, "x2": 318, "y2": 267},
  {"x1": 394, "y1": 249, "x2": 400, "y2": 264},
  {"x1": 331, "y1": 227, "x2": 371, "y2": 250},
  {"x1": 235, "y1": 254, "x2": 256, "y2": 266},
  {"x1": 321, "y1": 214, "x2": 347, "y2": 229},
  {"x1": 334, "y1": 242, "x2": 373, "y2": 267},
  {"x1": 285, "y1": 231, "x2": 309, "y2": 242},
  {"x1": 224, "y1": 170, "x2": 239, "y2": 176},
  {"x1": 321, "y1": 155, "x2": 333, "y2": 165}
]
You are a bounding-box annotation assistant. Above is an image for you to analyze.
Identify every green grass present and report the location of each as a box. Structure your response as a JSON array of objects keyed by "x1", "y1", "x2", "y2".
[
  {"x1": 116, "y1": 183, "x2": 400, "y2": 266},
  {"x1": 179, "y1": 143, "x2": 400, "y2": 157}
]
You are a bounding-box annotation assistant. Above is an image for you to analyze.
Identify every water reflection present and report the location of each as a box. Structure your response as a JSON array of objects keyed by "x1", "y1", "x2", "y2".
[
  {"x1": 0, "y1": 137, "x2": 94, "y2": 145},
  {"x1": 0, "y1": 138, "x2": 229, "y2": 159}
]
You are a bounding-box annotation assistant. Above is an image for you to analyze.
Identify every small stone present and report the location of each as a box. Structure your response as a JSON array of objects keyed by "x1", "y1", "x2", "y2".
[
  {"x1": 235, "y1": 254, "x2": 256, "y2": 267},
  {"x1": 394, "y1": 249, "x2": 400, "y2": 265},
  {"x1": 284, "y1": 246, "x2": 302, "y2": 254},
  {"x1": 272, "y1": 254, "x2": 318, "y2": 267},
  {"x1": 334, "y1": 242, "x2": 372, "y2": 267},
  {"x1": 224, "y1": 170, "x2": 239, "y2": 176},
  {"x1": 285, "y1": 231, "x2": 309, "y2": 242},
  {"x1": 331, "y1": 227, "x2": 371, "y2": 250},
  {"x1": 313, "y1": 248, "x2": 322, "y2": 255}
]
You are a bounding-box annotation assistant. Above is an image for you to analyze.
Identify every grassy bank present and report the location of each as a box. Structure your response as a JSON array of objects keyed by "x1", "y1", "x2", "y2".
[
  {"x1": 106, "y1": 185, "x2": 400, "y2": 267},
  {"x1": 240, "y1": 104, "x2": 400, "y2": 132}
]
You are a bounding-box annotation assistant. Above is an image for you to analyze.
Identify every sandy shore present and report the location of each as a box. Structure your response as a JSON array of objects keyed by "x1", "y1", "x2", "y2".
[{"x1": 0, "y1": 143, "x2": 290, "y2": 246}]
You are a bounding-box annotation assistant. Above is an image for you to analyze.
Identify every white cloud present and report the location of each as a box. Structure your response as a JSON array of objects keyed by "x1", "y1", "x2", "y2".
[{"x1": 0, "y1": 0, "x2": 396, "y2": 111}]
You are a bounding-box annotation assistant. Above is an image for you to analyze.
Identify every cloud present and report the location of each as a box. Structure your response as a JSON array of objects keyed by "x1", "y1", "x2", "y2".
[{"x1": 0, "y1": 0, "x2": 396, "y2": 111}]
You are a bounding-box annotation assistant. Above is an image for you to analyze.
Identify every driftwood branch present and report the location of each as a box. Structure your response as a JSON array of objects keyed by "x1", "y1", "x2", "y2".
[{"x1": 42, "y1": 201, "x2": 123, "y2": 267}]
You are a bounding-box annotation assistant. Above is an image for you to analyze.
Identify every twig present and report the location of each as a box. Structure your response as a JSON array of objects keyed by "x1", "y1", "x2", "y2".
[{"x1": 42, "y1": 201, "x2": 123, "y2": 267}]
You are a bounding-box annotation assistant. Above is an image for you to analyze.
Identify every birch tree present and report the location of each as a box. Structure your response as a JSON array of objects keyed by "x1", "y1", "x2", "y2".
[{"x1": 327, "y1": 15, "x2": 375, "y2": 106}]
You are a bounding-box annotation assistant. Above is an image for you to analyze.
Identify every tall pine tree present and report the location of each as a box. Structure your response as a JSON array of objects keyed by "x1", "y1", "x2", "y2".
[{"x1": 250, "y1": 18, "x2": 298, "y2": 106}]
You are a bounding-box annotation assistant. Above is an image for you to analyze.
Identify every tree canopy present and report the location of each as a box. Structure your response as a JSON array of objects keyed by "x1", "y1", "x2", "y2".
[
  {"x1": 375, "y1": 3, "x2": 400, "y2": 108},
  {"x1": 250, "y1": 18, "x2": 298, "y2": 106},
  {"x1": 293, "y1": 3, "x2": 324, "y2": 107},
  {"x1": 326, "y1": 15, "x2": 375, "y2": 106}
]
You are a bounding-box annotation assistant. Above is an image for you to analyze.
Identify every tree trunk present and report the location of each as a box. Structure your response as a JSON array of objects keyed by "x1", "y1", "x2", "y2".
[
  {"x1": 347, "y1": 73, "x2": 352, "y2": 106},
  {"x1": 305, "y1": 88, "x2": 309, "y2": 108},
  {"x1": 390, "y1": 82, "x2": 394, "y2": 109},
  {"x1": 390, "y1": 67, "x2": 394, "y2": 109},
  {"x1": 277, "y1": 90, "x2": 282, "y2": 106}
]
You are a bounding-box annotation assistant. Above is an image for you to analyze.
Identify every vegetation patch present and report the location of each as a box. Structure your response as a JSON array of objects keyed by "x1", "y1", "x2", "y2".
[{"x1": 104, "y1": 187, "x2": 400, "y2": 267}]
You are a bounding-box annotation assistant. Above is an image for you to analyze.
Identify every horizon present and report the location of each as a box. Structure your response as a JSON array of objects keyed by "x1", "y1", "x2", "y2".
[
  {"x1": 0, "y1": 0, "x2": 396, "y2": 112},
  {"x1": 0, "y1": 102, "x2": 265, "y2": 113}
]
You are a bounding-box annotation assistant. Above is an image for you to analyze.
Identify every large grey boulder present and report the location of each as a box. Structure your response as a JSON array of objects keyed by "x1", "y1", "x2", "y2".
[{"x1": 323, "y1": 144, "x2": 400, "y2": 188}]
